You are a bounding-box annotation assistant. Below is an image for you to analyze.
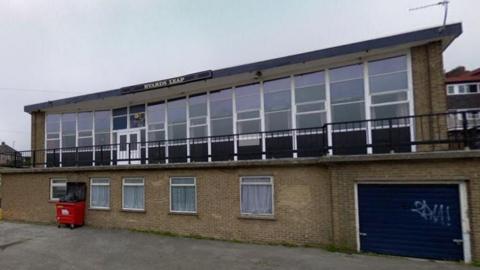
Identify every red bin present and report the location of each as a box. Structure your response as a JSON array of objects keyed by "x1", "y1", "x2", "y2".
[
  {"x1": 56, "y1": 201, "x2": 86, "y2": 229},
  {"x1": 56, "y1": 182, "x2": 87, "y2": 229}
]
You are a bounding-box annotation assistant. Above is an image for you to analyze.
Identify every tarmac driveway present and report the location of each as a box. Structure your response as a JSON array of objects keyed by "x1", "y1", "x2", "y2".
[{"x1": 0, "y1": 221, "x2": 473, "y2": 270}]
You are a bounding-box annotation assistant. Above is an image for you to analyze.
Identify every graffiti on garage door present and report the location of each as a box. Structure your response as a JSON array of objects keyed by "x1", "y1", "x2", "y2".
[{"x1": 411, "y1": 200, "x2": 451, "y2": 227}]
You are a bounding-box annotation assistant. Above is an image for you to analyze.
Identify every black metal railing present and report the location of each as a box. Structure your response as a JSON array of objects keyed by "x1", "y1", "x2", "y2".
[{"x1": 2, "y1": 110, "x2": 479, "y2": 168}]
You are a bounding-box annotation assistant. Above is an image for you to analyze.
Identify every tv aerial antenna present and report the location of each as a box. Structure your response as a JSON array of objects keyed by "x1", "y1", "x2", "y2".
[{"x1": 409, "y1": 1, "x2": 450, "y2": 31}]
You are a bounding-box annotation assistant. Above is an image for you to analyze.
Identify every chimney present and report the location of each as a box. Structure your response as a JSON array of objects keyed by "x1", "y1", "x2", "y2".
[{"x1": 1, "y1": 141, "x2": 5, "y2": 146}]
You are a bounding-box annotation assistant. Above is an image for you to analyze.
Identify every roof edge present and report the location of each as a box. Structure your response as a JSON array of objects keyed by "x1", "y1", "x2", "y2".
[{"x1": 24, "y1": 23, "x2": 462, "y2": 113}]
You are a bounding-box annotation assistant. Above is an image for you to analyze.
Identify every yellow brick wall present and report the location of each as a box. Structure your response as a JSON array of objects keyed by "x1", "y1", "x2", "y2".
[{"x1": 1, "y1": 165, "x2": 332, "y2": 246}]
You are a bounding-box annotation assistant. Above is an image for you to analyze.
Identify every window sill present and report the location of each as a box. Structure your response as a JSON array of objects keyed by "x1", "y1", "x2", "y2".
[
  {"x1": 238, "y1": 214, "x2": 276, "y2": 221},
  {"x1": 48, "y1": 200, "x2": 60, "y2": 203},
  {"x1": 89, "y1": 207, "x2": 111, "y2": 211},
  {"x1": 168, "y1": 212, "x2": 198, "y2": 216},
  {"x1": 121, "y1": 209, "x2": 146, "y2": 213}
]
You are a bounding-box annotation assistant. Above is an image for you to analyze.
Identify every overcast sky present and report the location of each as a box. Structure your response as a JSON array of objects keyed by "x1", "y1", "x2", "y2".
[{"x1": 0, "y1": 0, "x2": 479, "y2": 150}]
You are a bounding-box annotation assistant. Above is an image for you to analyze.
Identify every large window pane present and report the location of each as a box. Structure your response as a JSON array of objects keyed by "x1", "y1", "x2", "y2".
[
  {"x1": 46, "y1": 114, "x2": 61, "y2": 133},
  {"x1": 330, "y1": 64, "x2": 365, "y2": 124},
  {"x1": 129, "y1": 104, "x2": 145, "y2": 128},
  {"x1": 95, "y1": 111, "x2": 111, "y2": 132},
  {"x1": 113, "y1": 107, "x2": 127, "y2": 130},
  {"x1": 211, "y1": 118, "x2": 232, "y2": 136},
  {"x1": 78, "y1": 112, "x2": 93, "y2": 131},
  {"x1": 265, "y1": 111, "x2": 291, "y2": 131},
  {"x1": 50, "y1": 179, "x2": 66, "y2": 200},
  {"x1": 297, "y1": 112, "x2": 326, "y2": 129},
  {"x1": 167, "y1": 99, "x2": 186, "y2": 123},
  {"x1": 90, "y1": 178, "x2": 110, "y2": 209},
  {"x1": 371, "y1": 103, "x2": 409, "y2": 119},
  {"x1": 237, "y1": 120, "x2": 261, "y2": 134},
  {"x1": 189, "y1": 95, "x2": 207, "y2": 116},
  {"x1": 147, "y1": 103, "x2": 165, "y2": 128},
  {"x1": 264, "y1": 90, "x2": 291, "y2": 112},
  {"x1": 94, "y1": 111, "x2": 111, "y2": 146},
  {"x1": 295, "y1": 72, "x2": 326, "y2": 103},
  {"x1": 330, "y1": 64, "x2": 363, "y2": 81},
  {"x1": 368, "y1": 56, "x2": 410, "y2": 122},
  {"x1": 78, "y1": 112, "x2": 93, "y2": 147},
  {"x1": 210, "y1": 89, "x2": 232, "y2": 118},
  {"x1": 62, "y1": 113, "x2": 76, "y2": 147},
  {"x1": 46, "y1": 114, "x2": 61, "y2": 149},
  {"x1": 332, "y1": 102, "x2": 365, "y2": 123},
  {"x1": 95, "y1": 133, "x2": 110, "y2": 145},
  {"x1": 167, "y1": 99, "x2": 186, "y2": 140},
  {"x1": 122, "y1": 178, "x2": 144, "y2": 210},
  {"x1": 264, "y1": 78, "x2": 291, "y2": 131},
  {"x1": 189, "y1": 94, "x2": 207, "y2": 138},
  {"x1": 369, "y1": 72, "x2": 408, "y2": 93},
  {"x1": 168, "y1": 124, "x2": 187, "y2": 139},
  {"x1": 190, "y1": 126, "x2": 207, "y2": 137},
  {"x1": 330, "y1": 79, "x2": 364, "y2": 103},
  {"x1": 240, "y1": 177, "x2": 273, "y2": 215},
  {"x1": 235, "y1": 84, "x2": 260, "y2": 112},
  {"x1": 368, "y1": 56, "x2": 407, "y2": 76},
  {"x1": 371, "y1": 92, "x2": 407, "y2": 104},
  {"x1": 170, "y1": 177, "x2": 196, "y2": 212}
]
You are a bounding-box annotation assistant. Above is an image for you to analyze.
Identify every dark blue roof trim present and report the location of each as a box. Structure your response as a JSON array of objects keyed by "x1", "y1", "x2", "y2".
[{"x1": 24, "y1": 23, "x2": 462, "y2": 113}]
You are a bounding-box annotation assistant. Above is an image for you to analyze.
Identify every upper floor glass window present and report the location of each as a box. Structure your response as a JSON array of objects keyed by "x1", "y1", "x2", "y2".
[
  {"x1": 147, "y1": 102, "x2": 165, "y2": 141},
  {"x1": 94, "y1": 111, "x2": 111, "y2": 145},
  {"x1": 113, "y1": 107, "x2": 127, "y2": 130},
  {"x1": 368, "y1": 56, "x2": 409, "y2": 121},
  {"x1": 129, "y1": 105, "x2": 145, "y2": 128},
  {"x1": 330, "y1": 64, "x2": 365, "y2": 123},
  {"x1": 210, "y1": 89, "x2": 233, "y2": 136},
  {"x1": 46, "y1": 114, "x2": 61, "y2": 149},
  {"x1": 77, "y1": 112, "x2": 93, "y2": 147},
  {"x1": 61, "y1": 113, "x2": 76, "y2": 148},
  {"x1": 189, "y1": 94, "x2": 207, "y2": 138},
  {"x1": 264, "y1": 78, "x2": 291, "y2": 131},
  {"x1": 167, "y1": 99, "x2": 187, "y2": 139},
  {"x1": 295, "y1": 72, "x2": 326, "y2": 129},
  {"x1": 235, "y1": 84, "x2": 261, "y2": 134}
]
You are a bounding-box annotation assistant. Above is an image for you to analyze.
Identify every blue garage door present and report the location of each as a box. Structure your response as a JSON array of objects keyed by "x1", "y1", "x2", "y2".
[{"x1": 358, "y1": 184, "x2": 463, "y2": 261}]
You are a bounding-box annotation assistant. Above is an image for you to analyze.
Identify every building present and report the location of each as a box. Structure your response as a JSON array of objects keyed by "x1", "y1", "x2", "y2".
[
  {"x1": 445, "y1": 66, "x2": 480, "y2": 149},
  {"x1": 0, "y1": 142, "x2": 19, "y2": 167},
  {"x1": 1, "y1": 23, "x2": 479, "y2": 262}
]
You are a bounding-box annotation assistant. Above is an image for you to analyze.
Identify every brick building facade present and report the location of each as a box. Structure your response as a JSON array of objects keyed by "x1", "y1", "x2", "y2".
[{"x1": 2, "y1": 23, "x2": 478, "y2": 262}]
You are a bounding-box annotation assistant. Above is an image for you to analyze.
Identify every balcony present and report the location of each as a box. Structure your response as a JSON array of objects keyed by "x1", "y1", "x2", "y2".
[{"x1": 3, "y1": 111, "x2": 479, "y2": 168}]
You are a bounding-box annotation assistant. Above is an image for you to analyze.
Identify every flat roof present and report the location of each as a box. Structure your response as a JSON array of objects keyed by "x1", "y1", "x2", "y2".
[{"x1": 24, "y1": 23, "x2": 462, "y2": 113}]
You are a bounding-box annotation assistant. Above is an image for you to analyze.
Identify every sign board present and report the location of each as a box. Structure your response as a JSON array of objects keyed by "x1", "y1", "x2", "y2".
[{"x1": 120, "y1": 70, "x2": 213, "y2": 95}]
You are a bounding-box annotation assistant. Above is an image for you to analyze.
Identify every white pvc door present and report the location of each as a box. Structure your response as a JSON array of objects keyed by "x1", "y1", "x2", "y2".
[{"x1": 117, "y1": 130, "x2": 141, "y2": 164}]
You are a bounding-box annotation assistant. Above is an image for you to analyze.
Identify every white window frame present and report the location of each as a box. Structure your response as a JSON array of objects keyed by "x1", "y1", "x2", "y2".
[
  {"x1": 239, "y1": 176, "x2": 274, "y2": 216},
  {"x1": 122, "y1": 177, "x2": 145, "y2": 211},
  {"x1": 50, "y1": 178, "x2": 67, "y2": 201},
  {"x1": 169, "y1": 177, "x2": 197, "y2": 214},
  {"x1": 89, "y1": 178, "x2": 111, "y2": 209}
]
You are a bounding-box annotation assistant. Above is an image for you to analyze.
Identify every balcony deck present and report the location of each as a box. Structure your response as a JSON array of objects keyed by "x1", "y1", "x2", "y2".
[{"x1": 2, "y1": 111, "x2": 479, "y2": 169}]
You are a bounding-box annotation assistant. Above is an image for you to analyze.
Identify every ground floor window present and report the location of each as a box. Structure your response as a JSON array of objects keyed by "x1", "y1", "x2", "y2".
[
  {"x1": 170, "y1": 177, "x2": 196, "y2": 213},
  {"x1": 90, "y1": 178, "x2": 110, "y2": 209},
  {"x1": 240, "y1": 176, "x2": 274, "y2": 215},
  {"x1": 50, "y1": 179, "x2": 67, "y2": 201},
  {"x1": 122, "y1": 178, "x2": 145, "y2": 210}
]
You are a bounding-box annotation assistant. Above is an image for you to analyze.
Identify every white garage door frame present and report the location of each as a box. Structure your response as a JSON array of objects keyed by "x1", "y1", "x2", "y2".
[{"x1": 353, "y1": 181, "x2": 471, "y2": 263}]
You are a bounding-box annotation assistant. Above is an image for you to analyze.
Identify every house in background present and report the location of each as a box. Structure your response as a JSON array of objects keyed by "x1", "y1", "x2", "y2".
[
  {"x1": 1, "y1": 23, "x2": 480, "y2": 263},
  {"x1": 445, "y1": 66, "x2": 480, "y2": 149},
  {"x1": 0, "y1": 142, "x2": 19, "y2": 167}
]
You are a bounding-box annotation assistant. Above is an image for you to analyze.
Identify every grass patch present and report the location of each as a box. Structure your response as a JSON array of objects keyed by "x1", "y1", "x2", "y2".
[{"x1": 471, "y1": 261, "x2": 480, "y2": 267}]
